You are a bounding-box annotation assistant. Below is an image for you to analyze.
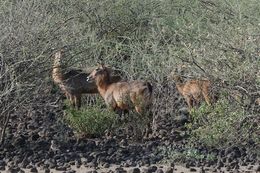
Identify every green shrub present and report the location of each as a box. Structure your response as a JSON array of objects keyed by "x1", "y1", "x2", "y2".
[
  {"x1": 64, "y1": 98, "x2": 151, "y2": 138},
  {"x1": 64, "y1": 100, "x2": 117, "y2": 136},
  {"x1": 187, "y1": 98, "x2": 259, "y2": 148},
  {"x1": 157, "y1": 146, "x2": 216, "y2": 163}
]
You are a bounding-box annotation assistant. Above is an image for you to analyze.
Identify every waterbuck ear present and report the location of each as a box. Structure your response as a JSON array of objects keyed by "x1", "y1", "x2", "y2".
[
  {"x1": 96, "y1": 63, "x2": 102, "y2": 69},
  {"x1": 100, "y1": 63, "x2": 105, "y2": 69}
]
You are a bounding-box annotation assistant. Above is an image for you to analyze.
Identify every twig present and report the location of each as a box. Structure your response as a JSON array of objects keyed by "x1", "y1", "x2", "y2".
[
  {"x1": 0, "y1": 112, "x2": 10, "y2": 146},
  {"x1": 234, "y1": 85, "x2": 249, "y2": 94}
]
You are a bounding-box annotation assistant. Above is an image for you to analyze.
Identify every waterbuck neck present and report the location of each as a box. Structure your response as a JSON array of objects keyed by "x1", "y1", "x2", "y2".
[
  {"x1": 53, "y1": 52, "x2": 62, "y2": 68},
  {"x1": 175, "y1": 83, "x2": 185, "y2": 96},
  {"x1": 95, "y1": 73, "x2": 111, "y2": 98}
]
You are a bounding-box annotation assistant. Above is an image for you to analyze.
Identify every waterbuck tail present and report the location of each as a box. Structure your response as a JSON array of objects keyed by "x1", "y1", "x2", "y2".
[{"x1": 52, "y1": 50, "x2": 63, "y2": 84}]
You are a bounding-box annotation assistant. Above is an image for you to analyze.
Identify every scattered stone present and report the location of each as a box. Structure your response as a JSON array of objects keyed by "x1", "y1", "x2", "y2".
[
  {"x1": 26, "y1": 164, "x2": 33, "y2": 169},
  {"x1": 30, "y1": 167, "x2": 38, "y2": 173},
  {"x1": 212, "y1": 168, "x2": 217, "y2": 172},
  {"x1": 18, "y1": 170, "x2": 25, "y2": 173},
  {"x1": 44, "y1": 168, "x2": 50, "y2": 173},
  {"x1": 55, "y1": 166, "x2": 66, "y2": 171},
  {"x1": 255, "y1": 165, "x2": 260, "y2": 172},
  {"x1": 13, "y1": 137, "x2": 26, "y2": 146},
  {"x1": 156, "y1": 169, "x2": 164, "y2": 173},
  {"x1": 185, "y1": 163, "x2": 190, "y2": 168},
  {"x1": 120, "y1": 139, "x2": 128, "y2": 147},
  {"x1": 190, "y1": 168, "x2": 197, "y2": 172},
  {"x1": 0, "y1": 160, "x2": 6, "y2": 167},
  {"x1": 148, "y1": 165, "x2": 157, "y2": 172},
  {"x1": 142, "y1": 168, "x2": 149, "y2": 173},
  {"x1": 199, "y1": 167, "x2": 205, "y2": 173},
  {"x1": 86, "y1": 171, "x2": 97, "y2": 173},
  {"x1": 165, "y1": 167, "x2": 173, "y2": 173},
  {"x1": 247, "y1": 165, "x2": 253, "y2": 170},
  {"x1": 66, "y1": 170, "x2": 76, "y2": 173},
  {"x1": 115, "y1": 167, "x2": 127, "y2": 173},
  {"x1": 103, "y1": 163, "x2": 110, "y2": 168},
  {"x1": 1, "y1": 84, "x2": 258, "y2": 173},
  {"x1": 216, "y1": 160, "x2": 224, "y2": 169},
  {"x1": 87, "y1": 161, "x2": 97, "y2": 168},
  {"x1": 170, "y1": 162, "x2": 175, "y2": 168},
  {"x1": 0, "y1": 165, "x2": 5, "y2": 171},
  {"x1": 7, "y1": 167, "x2": 20, "y2": 173},
  {"x1": 128, "y1": 168, "x2": 140, "y2": 173}
]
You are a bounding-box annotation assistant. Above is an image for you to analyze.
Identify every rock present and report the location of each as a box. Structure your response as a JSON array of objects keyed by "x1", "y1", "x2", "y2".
[
  {"x1": 226, "y1": 165, "x2": 231, "y2": 171},
  {"x1": 212, "y1": 168, "x2": 217, "y2": 172},
  {"x1": 103, "y1": 163, "x2": 110, "y2": 168},
  {"x1": 87, "y1": 161, "x2": 97, "y2": 168},
  {"x1": 44, "y1": 168, "x2": 50, "y2": 173},
  {"x1": 115, "y1": 167, "x2": 127, "y2": 173},
  {"x1": 179, "y1": 107, "x2": 189, "y2": 115},
  {"x1": 156, "y1": 169, "x2": 164, "y2": 173},
  {"x1": 107, "y1": 148, "x2": 116, "y2": 155},
  {"x1": 55, "y1": 166, "x2": 66, "y2": 171},
  {"x1": 120, "y1": 139, "x2": 128, "y2": 147},
  {"x1": 158, "y1": 130, "x2": 167, "y2": 137},
  {"x1": 66, "y1": 170, "x2": 76, "y2": 173},
  {"x1": 0, "y1": 160, "x2": 6, "y2": 167},
  {"x1": 141, "y1": 157, "x2": 150, "y2": 166},
  {"x1": 147, "y1": 165, "x2": 157, "y2": 172},
  {"x1": 27, "y1": 123, "x2": 37, "y2": 130},
  {"x1": 13, "y1": 136, "x2": 26, "y2": 147},
  {"x1": 185, "y1": 162, "x2": 190, "y2": 168},
  {"x1": 30, "y1": 167, "x2": 38, "y2": 173},
  {"x1": 165, "y1": 167, "x2": 173, "y2": 173},
  {"x1": 199, "y1": 167, "x2": 205, "y2": 173},
  {"x1": 123, "y1": 159, "x2": 134, "y2": 167},
  {"x1": 18, "y1": 170, "x2": 25, "y2": 173},
  {"x1": 69, "y1": 160, "x2": 75, "y2": 166},
  {"x1": 128, "y1": 167, "x2": 140, "y2": 173},
  {"x1": 86, "y1": 171, "x2": 98, "y2": 173},
  {"x1": 174, "y1": 114, "x2": 189, "y2": 126},
  {"x1": 75, "y1": 159, "x2": 82, "y2": 168},
  {"x1": 18, "y1": 159, "x2": 30, "y2": 169},
  {"x1": 0, "y1": 165, "x2": 5, "y2": 171},
  {"x1": 247, "y1": 165, "x2": 253, "y2": 170},
  {"x1": 190, "y1": 168, "x2": 197, "y2": 172},
  {"x1": 142, "y1": 168, "x2": 149, "y2": 173},
  {"x1": 230, "y1": 161, "x2": 239, "y2": 169},
  {"x1": 225, "y1": 146, "x2": 241, "y2": 161},
  {"x1": 216, "y1": 160, "x2": 224, "y2": 169},
  {"x1": 255, "y1": 165, "x2": 260, "y2": 172},
  {"x1": 30, "y1": 133, "x2": 40, "y2": 141},
  {"x1": 122, "y1": 162, "x2": 130, "y2": 167},
  {"x1": 7, "y1": 167, "x2": 20, "y2": 173},
  {"x1": 170, "y1": 162, "x2": 175, "y2": 168}
]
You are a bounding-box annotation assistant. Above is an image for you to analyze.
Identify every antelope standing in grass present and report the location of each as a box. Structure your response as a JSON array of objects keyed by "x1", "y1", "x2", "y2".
[
  {"x1": 52, "y1": 50, "x2": 121, "y2": 109},
  {"x1": 172, "y1": 74, "x2": 212, "y2": 110},
  {"x1": 87, "y1": 64, "x2": 154, "y2": 138}
]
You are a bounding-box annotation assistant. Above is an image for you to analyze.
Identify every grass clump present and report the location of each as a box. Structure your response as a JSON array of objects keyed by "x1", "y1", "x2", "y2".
[
  {"x1": 157, "y1": 146, "x2": 216, "y2": 164},
  {"x1": 187, "y1": 98, "x2": 259, "y2": 148},
  {"x1": 64, "y1": 100, "x2": 117, "y2": 137}
]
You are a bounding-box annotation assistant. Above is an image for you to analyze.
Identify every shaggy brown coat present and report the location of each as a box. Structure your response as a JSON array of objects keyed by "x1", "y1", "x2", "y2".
[
  {"x1": 87, "y1": 64, "x2": 153, "y2": 137},
  {"x1": 172, "y1": 75, "x2": 212, "y2": 109},
  {"x1": 52, "y1": 50, "x2": 121, "y2": 109}
]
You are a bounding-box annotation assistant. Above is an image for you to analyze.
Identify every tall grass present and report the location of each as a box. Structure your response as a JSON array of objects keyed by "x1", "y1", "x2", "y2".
[{"x1": 0, "y1": 0, "x2": 259, "y2": 147}]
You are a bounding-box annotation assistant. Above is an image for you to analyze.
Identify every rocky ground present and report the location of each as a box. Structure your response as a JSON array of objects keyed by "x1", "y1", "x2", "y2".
[{"x1": 0, "y1": 93, "x2": 259, "y2": 173}]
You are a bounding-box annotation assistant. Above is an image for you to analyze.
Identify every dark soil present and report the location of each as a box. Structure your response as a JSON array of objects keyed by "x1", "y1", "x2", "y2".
[{"x1": 0, "y1": 93, "x2": 259, "y2": 173}]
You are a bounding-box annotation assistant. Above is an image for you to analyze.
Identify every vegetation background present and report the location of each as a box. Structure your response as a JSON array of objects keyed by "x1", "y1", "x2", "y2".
[{"x1": 0, "y1": 0, "x2": 259, "y2": 151}]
